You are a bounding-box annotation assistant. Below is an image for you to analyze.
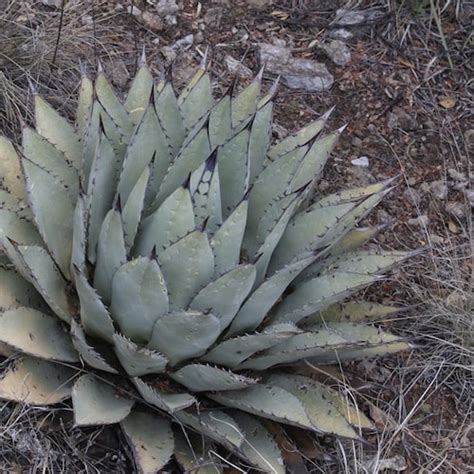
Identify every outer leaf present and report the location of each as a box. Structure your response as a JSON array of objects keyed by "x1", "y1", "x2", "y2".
[
  {"x1": 0, "y1": 308, "x2": 78, "y2": 362},
  {"x1": 304, "y1": 301, "x2": 403, "y2": 325},
  {"x1": 110, "y1": 257, "x2": 168, "y2": 342},
  {"x1": 122, "y1": 166, "x2": 149, "y2": 251},
  {"x1": 93, "y1": 208, "x2": 127, "y2": 305},
  {"x1": 124, "y1": 64, "x2": 154, "y2": 124},
  {"x1": 113, "y1": 334, "x2": 168, "y2": 376},
  {"x1": 0, "y1": 136, "x2": 25, "y2": 199},
  {"x1": 76, "y1": 75, "x2": 93, "y2": 139},
  {"x1": 202, "y1": 324, "x2": 300, "y2": 368},
  {"x1": 70, "y1": 320, "x2": 118, "y2": 374},
  {"x1": 158, "y1": 231, "x2": 214, "y2": 310},
  {"x1": 248, "y1": 101, "x2": 273, "y2": 185},
  {"x1": 174, "y1": 431, "x2": 221, "y2": 474},
  {"x1": 122, "y1": 411, "x2": 174, "y2": 474},
  {"x1": 135, "y1": 185, "x2": 195, "y2": 257},
  {"x1": 121, "y1": 411, "x2": 174, "y2": 474},
  {"x1": 72, "y1": 374, "x2": 134, "y2": 426},
  {"x1": 190, "y1": 264, "x2": 256, "y2": 330},
  {"x1": 132, "y1": 378, "x2": 195, "y2": 413},
  {"x1": 0, "y1": 210, "x2": 43, "y2": 246},
  {"x1": 12, "y1": 245, "x2": 71, "y2": 322},
  {"x1": 269, "y1": 200, "x2": 356, "y2": 273},
  {"x1": 174, "y1": 410, "x2": 244, "y2": 450},
  {"x1": 266, "y1": 374, "x2": 357, "y2": 438},
  {"x1": 311, "y1": 341, "x2": 410, "y2": 363},
  {"x1": 154, "y1": 82, "x2": 185, "y2": 156},
  {"x1": 178, "y1": 69, "x2": 213, "y2": 130},
  {"x1": 21, "y1": 150, "x2": 75, "y2": 278},
  {"x1": 217, "y1": 129, "x2": 250, "y2": 219},
  {"x1": 231, "y1": 75, "x2": 260, "y2": 131},
  {"x1": 227, "y1": 254, "x2": 316, "y2": 337},
  {"x1": 244, "y1": 146, "x2": 307, "y2": 256},
  {"x1": 151, "y1": 127, "x2": 211, "y2": 210},
  {"x1": 34, "y1": 95, "x2": 82, "y2": 170},
  {"x1": 0, "y1": 189, "x2": 31, "y2": 219},
  {"x1": 271, "y1": 272, "x2": 382, "y2": 325},
  {"x1": 210, "y1": 199, "x2": 248, "y2": 276},
  {"x1": 268, "y1": 110, "x2": 331, "y2": 159},
  {"x1": 0, "y1": 356, "x2": 74, "y2": 405},
  {"x1": 290, "y1": 129, "x2": 341, "y2": 192},
  {"x1": 117, "y1": 106, "x2": 169, "y2": 205},
  {"x1": 86, "y1": 134, "x2": 120, "y2": 263},
  {"x1": 209, "y1": 95, "x2": 231, "y2": 148},
  {"x1": 22, "y1": 127, "x2": 79, "y2": 199},
  {"x1": 171, "y1": 364, "x2": 258, "y2": 392},
  {"x1": 208, "y1": 385, "x2": 314, "y2": 430},
  {"x1": 0, "y1": 266, "x2": 46, "y2": 311},
  {"x1": 321, "y1": 250, "x2": 413, "y2": 275},
  {"x1": 232, "y1": 411, "x2": 285, "y2": 474},
  {"x1": 252, "y1": 191, "x2": 304, "y2": 286},
  {"x1": 95, "y1": 72, "x2": 133, "y2": 137},
  {"x1": 71, "y1": 193, "x2": 87, "y2": 275},
  {"x1": 74, "y1": 268, "x2": 115, "y2": 343},
  {"x1": 148, "y1": 310, "x2": 221, "y2": 366}
]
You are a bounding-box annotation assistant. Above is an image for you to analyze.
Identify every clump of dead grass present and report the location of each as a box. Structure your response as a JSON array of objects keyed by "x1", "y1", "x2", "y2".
[{"x1": 0, "y1": 0, "x2": 136, "y2": 139}]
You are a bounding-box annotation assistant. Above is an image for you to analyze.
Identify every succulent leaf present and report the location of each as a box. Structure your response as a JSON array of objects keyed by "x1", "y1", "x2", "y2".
[
  {"x1": 113, "y1": 334, "x2": 168, "y2": 376},
  {"x1": 121, "y1": 410, "x2": 174, "y2": 474},
  {"x1": 148, "y1": 310, "x2": 220, "y2": 366},
  {"x1": 171, "y1": 364, "x2": 258, "y2": 392},
  {"x1": 0, "y1": 136, "x2": 26, "y2": 200},
  {"x1": 72, "y1": 373, "x2": 134, "y2": 426},
  {"x1": 34, "y1": 95, "x2": 82, "y2": 170},
  {"x1": 0, "y1": 356, "x2": 74, "y2": 405},
  {"x1": 110, "y1": 256, "x2": 168, "y2": 342},
  {"x1": 124, "y1": 64, "x2": 154, "y2": 124},
  {"x1": 0, "y1": 307, "x2": 78, "y2": 362}
]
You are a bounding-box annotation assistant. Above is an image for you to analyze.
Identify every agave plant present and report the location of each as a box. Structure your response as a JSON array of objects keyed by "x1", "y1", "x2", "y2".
[{"x1": 0, "y1": 54, "x2": 412, "y2": 472}]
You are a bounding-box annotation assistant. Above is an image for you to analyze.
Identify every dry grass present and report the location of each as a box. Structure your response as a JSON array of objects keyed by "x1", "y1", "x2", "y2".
[{"x1": 0, "y1": 0, "x2": 137, "y2": 139}]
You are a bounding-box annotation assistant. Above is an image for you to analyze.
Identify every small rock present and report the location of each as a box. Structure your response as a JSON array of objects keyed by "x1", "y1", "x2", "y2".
[
  {"x1": 419, "y1": 182, "x2": 430, "y2": 195},
  {"x1": 320, "y1": 40, "x2": 351, "y2": 66},
  {"x1": 464, "y1": 129, "x2": 474, "y2": 149},
  {"x1": 245, "y1": 0, "x2": 272, "y2": 7},
  {"x1": 156, "y1": 0, "x2": 179, "y2": 25},
  {"x1": 408, "y1": 215, "x2": 429, "y2": 226},
  {"x1": 464, "y1": 189, "x2": 474, "y2": 207},
  {"x1": 445, "y1": 201, "x2": 465, "y2": 219},
  {"x1": 403, "y1": 187, "x2": 421, "y2": 207},
  {"x1": 172, "y1": 34, "x2": 194, "y2": 53},
  {"x1": 203, "y1": 7, "x2": 223, "y2": 25},
  {"x1": 334, "y1": 8, "x2": 365, "y2": 26},
  {"x1": 125, "y1": 4, "x2": 142, "y2": 16},
  {"x1": 40, "y1": 0, "x2": 62, "y2": 7},
  {"x1": 387, "y1": 106, "x2": 416, "y2": 131},
  {"x1": 351, "y1": 137, "x2": 363, "y2": 148},
  {"x1": 141, "y1": 11, "x2": 164, "y2": 32},
  {"x1": 429, "y1": 234, "x2": 444, "y2": 244},
  {"x1": 429, "y1": 180, "x2": 448, "y2": 200},
  {"x1": 351, "y1": 156, "x2": 369, "y2": 167},
  {"x1": 448, "y1": 168, "x2": 467, "y2": 182},
  {"x1": 225, "y1": 55, "x2": 253, "y2": 78},
  {"x1": 259, "y1": 43, "x2": 333, "y2": 92},
  {"x1": 330, "y1": 28, "x2": 353, "y2": 41},
  {"x1": 161, "y1": 46, "x2": 176, "y2": 62},
  {"x1": 377, "y1": 209, "x2": 391, "y2": 224}
]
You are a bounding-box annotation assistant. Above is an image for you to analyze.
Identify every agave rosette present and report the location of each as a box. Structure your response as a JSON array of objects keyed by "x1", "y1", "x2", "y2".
[{"x1": 0, "y1": 55, "x2": 412, "y2": 472}]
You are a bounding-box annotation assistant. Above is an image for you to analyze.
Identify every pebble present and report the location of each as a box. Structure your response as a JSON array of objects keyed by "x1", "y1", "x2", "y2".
[
  {"x1": 403, "y1": 187, "x2": 421, "y2": 207},
  {"x1": 320, "y1": 40, "x2": 351, "y2": 66},
  {"x1": 429, "y1": 180, "x2": 448, "y2": 200},
  {"x1": 448, "y1": 168, "x2": 467, "y2": 182},
  {"x1": 407, "y1": 215, "x2": 429, "y2": 226},
  {"x1": 445, "y1": 201, "x2": 466, "y2": 219},
  {"x1": 351, "y1": 156, "x2": 369, "y2": 167},
  {"x1": 225, "y1": 55, "x2": 253, "y2": 78}
]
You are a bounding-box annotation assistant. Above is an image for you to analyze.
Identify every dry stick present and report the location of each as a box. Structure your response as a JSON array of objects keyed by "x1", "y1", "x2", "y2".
[{"x1": 51, "y1": 0, "x2": 67, "y2": 67}]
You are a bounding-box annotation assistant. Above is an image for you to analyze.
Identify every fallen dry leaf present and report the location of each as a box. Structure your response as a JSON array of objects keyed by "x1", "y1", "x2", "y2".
[{"x1": 439, "y1": 97, "x2": 456, "y2": 109}]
